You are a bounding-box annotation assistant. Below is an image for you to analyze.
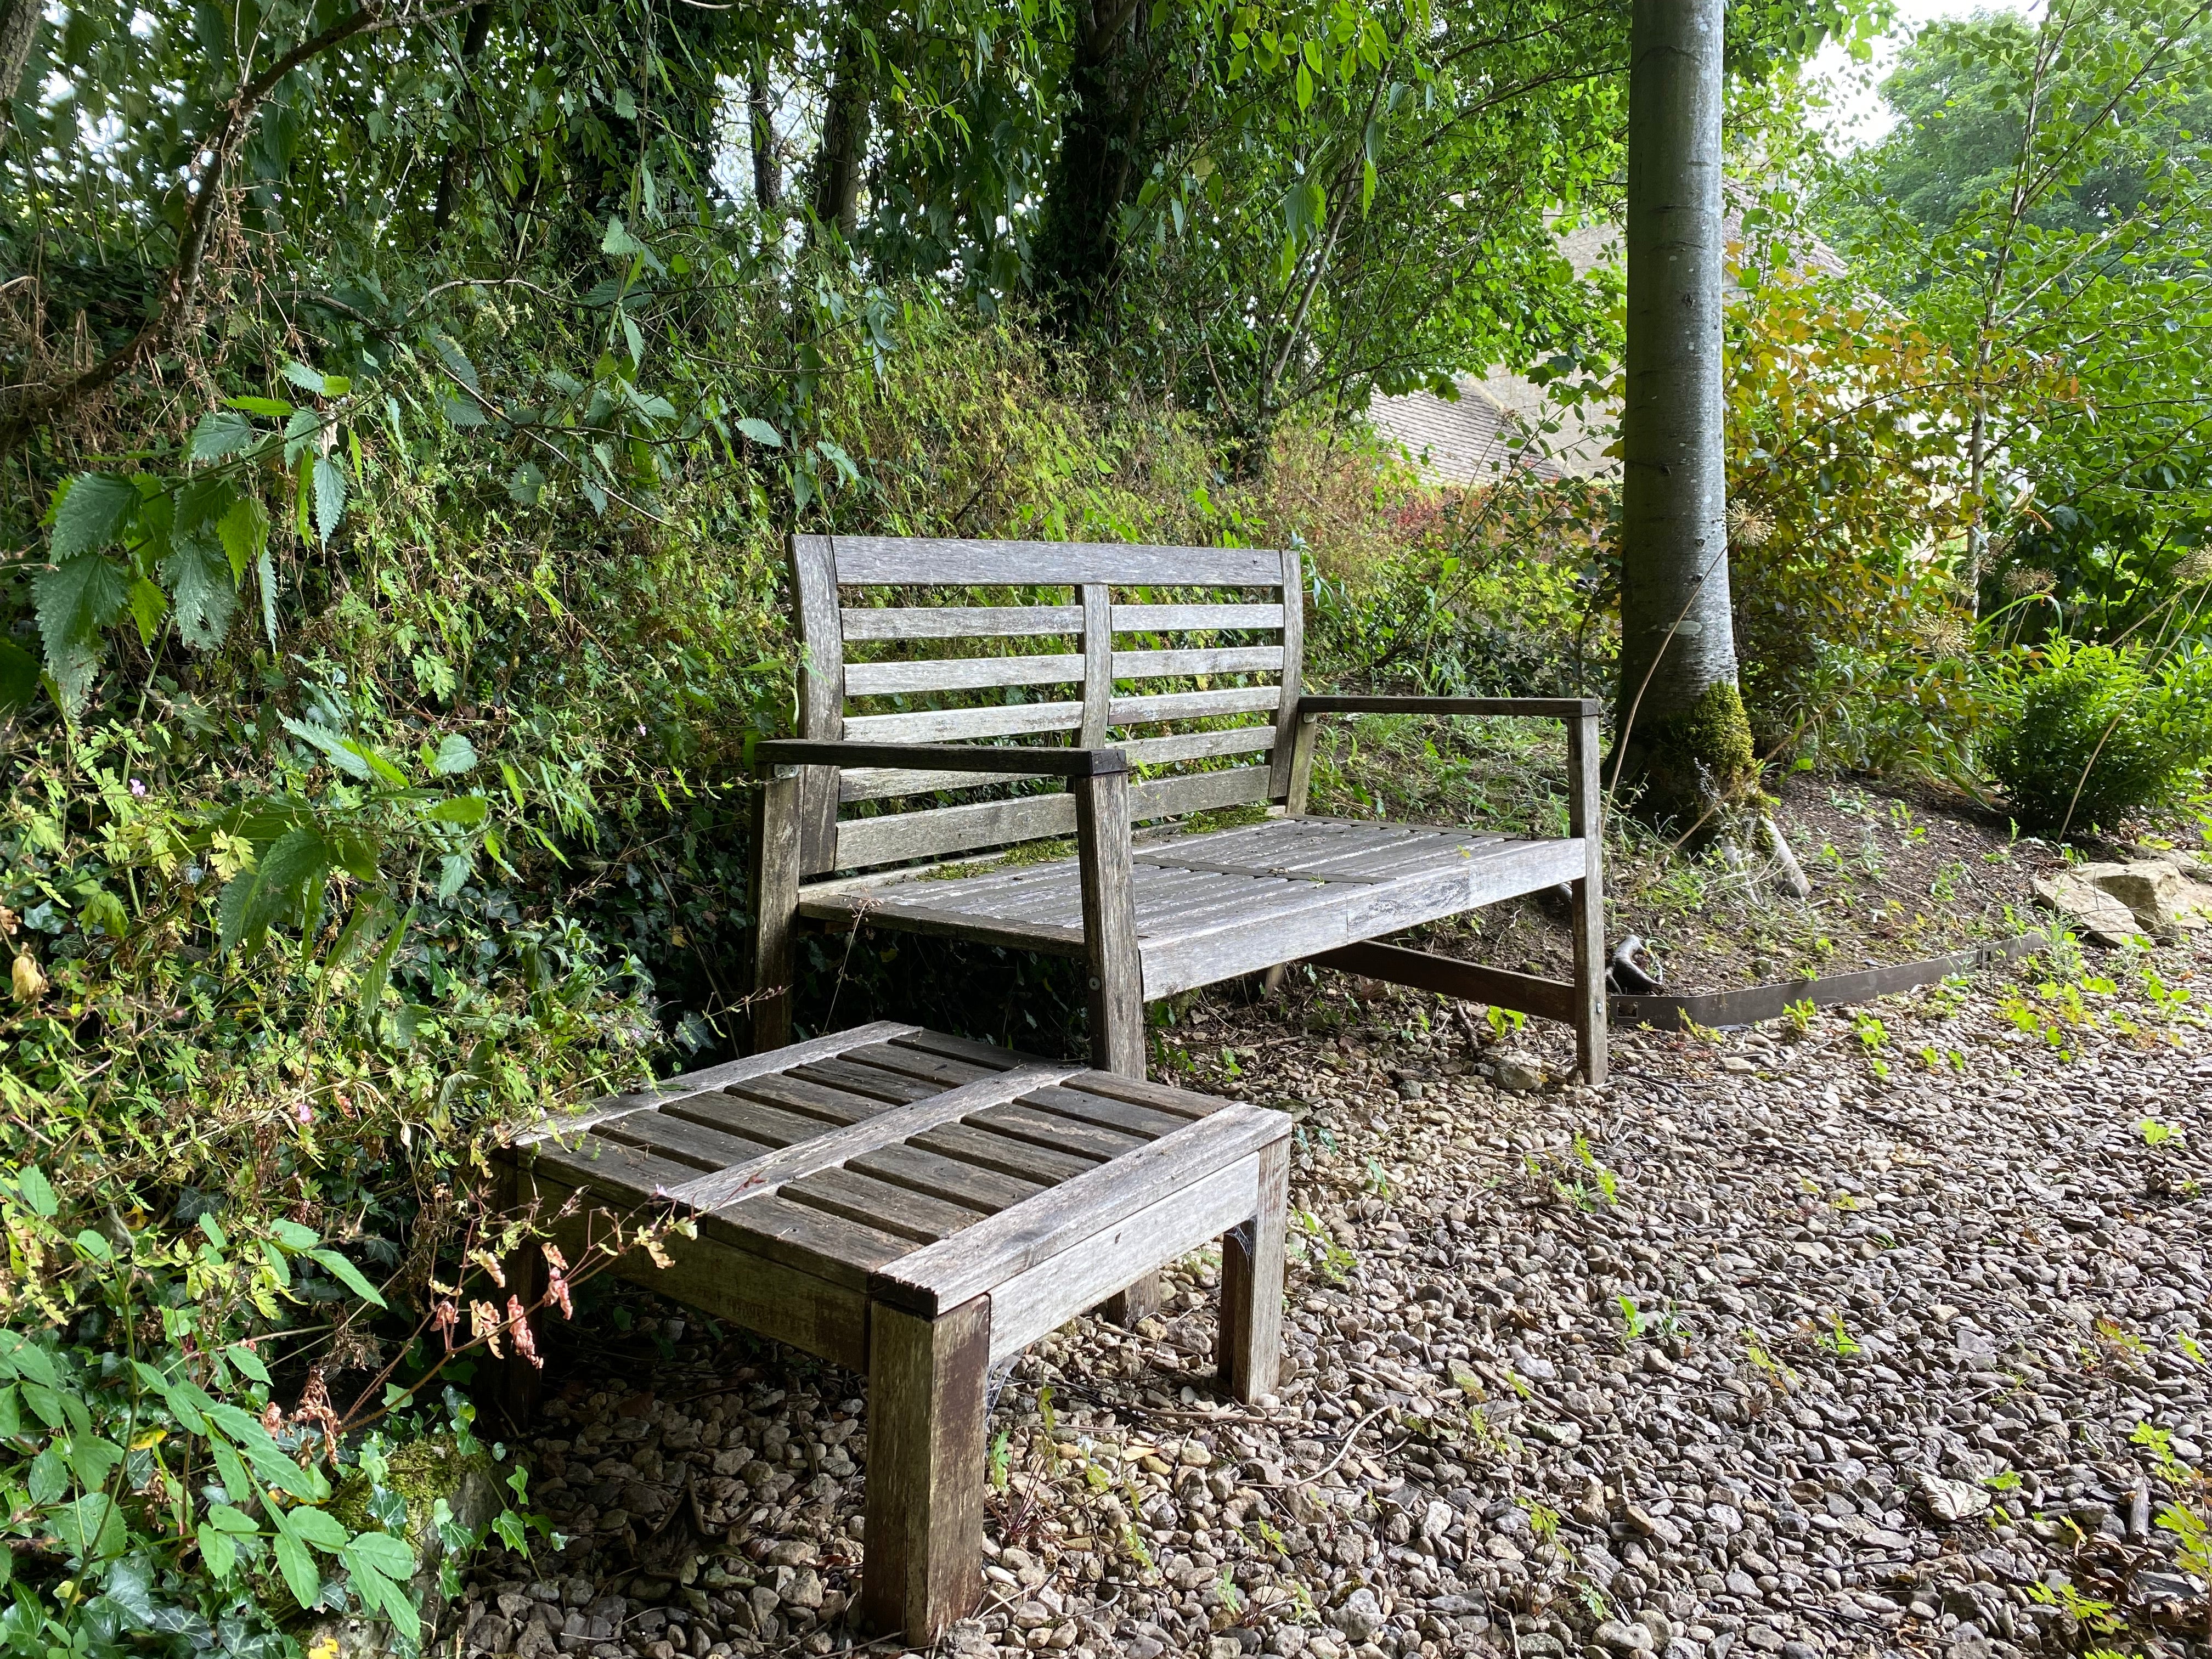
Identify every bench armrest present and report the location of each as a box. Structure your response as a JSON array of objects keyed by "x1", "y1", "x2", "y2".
[
  {"x1": 1296, "y1": 695, "x2": 1602, "y2": 720},
  {"x1": 754, "y1": 738, "x2": 1128, "y2": 778}
]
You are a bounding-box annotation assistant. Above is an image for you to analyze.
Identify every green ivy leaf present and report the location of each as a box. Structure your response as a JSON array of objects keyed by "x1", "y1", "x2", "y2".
[{"x1": 47, "y1": 472, "x2": 139, "y2": 560}]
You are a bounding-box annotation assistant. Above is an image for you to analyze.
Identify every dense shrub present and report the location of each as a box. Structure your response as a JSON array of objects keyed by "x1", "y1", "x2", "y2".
[{"x1": 1984, "y1": 641, "x2": 2212, "y2": 833}]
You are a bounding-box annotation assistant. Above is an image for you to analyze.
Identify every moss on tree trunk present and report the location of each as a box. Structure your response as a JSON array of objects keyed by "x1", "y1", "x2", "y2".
[{"x1": 1618, "y1": 676, "x2": 1758, "y2": 828}]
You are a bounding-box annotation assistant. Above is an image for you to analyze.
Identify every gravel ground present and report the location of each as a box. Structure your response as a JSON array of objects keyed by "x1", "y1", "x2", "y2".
[{"x1": 454, "y1": 930, "x2": 2212, "y2": 1659}]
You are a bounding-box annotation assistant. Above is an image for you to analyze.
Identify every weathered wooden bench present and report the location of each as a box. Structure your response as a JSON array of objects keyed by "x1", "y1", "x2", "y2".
[
  {"x1": 497, "y1": 1022, "x2": 1289, "y2": 1643},
  {"x1": 748, "y1": 535, "x2": 1607, "y2": 1082}
]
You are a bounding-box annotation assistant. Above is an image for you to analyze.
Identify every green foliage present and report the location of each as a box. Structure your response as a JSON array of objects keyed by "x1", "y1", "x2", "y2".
[
  {"x1": 1983, "y1": 639, "x2": 2212, "y2": 832},
  {"x1": 1820, "y1": 2, "x2": 2212, "y2": 651}
]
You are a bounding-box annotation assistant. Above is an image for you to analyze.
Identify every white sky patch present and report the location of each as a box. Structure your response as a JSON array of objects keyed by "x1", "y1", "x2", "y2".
[{"x1": 1803, "y1": 0, "x2": 2035, "y2": 152}]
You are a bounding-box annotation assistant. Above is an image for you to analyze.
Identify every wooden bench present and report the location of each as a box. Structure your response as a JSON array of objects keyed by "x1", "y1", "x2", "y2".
[
  {"x1": 497, "y1": 1022, "x2": 1289, "y2": 1643},
  {"x1": 748, "y1": 535, "x2": 1607, "y2": 1083}
]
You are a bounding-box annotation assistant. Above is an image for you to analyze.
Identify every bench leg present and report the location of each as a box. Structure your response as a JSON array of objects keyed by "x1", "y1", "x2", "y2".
[
  {"x1": 493, "y1": 1162, "x2": 548, "y2": 1429},
  {"x1": 748, "y1": 772, "x2": 800, "y2": 1054},
  {"x1": 1567, "y1": 709, "x2": 1608, "y2": 1085},
  {"x1": 1098, "y1": 1275, "x2": 1161, "y2": 1327},
  {"x1": 1217, "y1": 1139, "x2": 1289, "y2": 1402},
  {"x1": 1073, "y1": 770, "x2": 1147, "y2": 1079},
  {"x1": 861, "y1": 1294, "x2": 992, "y2": 1643}
]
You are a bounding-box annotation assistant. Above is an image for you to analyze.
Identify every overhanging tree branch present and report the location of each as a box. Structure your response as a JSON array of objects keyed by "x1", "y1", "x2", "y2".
[{"x1": 0, "y1": 0, "x2": 478, "y2": 453}]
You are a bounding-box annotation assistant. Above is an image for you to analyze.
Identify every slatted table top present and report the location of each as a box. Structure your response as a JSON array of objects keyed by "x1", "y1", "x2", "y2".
[
  {"x1": 507, "y1": 1023, "x2": 1289, "y2": 1321},
  {"x1": 798, "y1": 816, "x2": 1587, "y2": 1000}
]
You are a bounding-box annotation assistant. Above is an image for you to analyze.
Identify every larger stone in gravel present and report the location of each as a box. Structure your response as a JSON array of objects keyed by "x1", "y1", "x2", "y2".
[
  {"x1": 2036, "y1": 857, "x2": 2212, "y2": 943},
  {"x1": 1331, "y1": 1588, "x2": 1383, "y2": 1643}
]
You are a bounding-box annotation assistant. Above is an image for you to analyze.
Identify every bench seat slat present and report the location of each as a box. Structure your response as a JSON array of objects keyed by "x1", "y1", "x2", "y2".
[
  {"x1": 890, "y1": 1030, "x2": 1048, "y2": 1071},
  {"x1": 1057, "y1": 1072, "x2": 1226, "y2": 1120},
  {"x1": 664, "y1": 1094, "x2": 847, "y2": 1149},
  {"x1": 515, "y1": 1019, "x2": 917, "y2": 1145},
  {"x1": 783, "y1": 1166, "x2": 993, "y2": 1244},
  {"x1": 600, "y1": 1111, "x2": 778, "y2": 1170},
  {"x1": 709, "y1": 1193, "x2": 917, "y2": 1287},
  {"x1": 906, "y1": 1122, "x2": 1098, "y2": 1185},
  {"x1": 531, "y1": 1133, "x2": 697, "y2": 1203},
  {"x1": 869, "y1": 1102, "x2": 1291, "y2": 1315},
  {"x1": 969, "y1": 1103, "x2": 1143, "y2": 1162},
  {"x1": 845, "y1": 1143, "x2": 1049, "y2": 1215},
  {"x1": 838, "y1": 1042, "x2": 1003, "y2": 1088},
  {"x1": 1020, "y1": 1085, "x2": 1190, "y2": 1141},
  {"x1": 789, "y1": 1056, "x2": 943, "y2": 1104},
  {"x1": 724, "y1": 1073, "x2": 892, "y2": 1126}
]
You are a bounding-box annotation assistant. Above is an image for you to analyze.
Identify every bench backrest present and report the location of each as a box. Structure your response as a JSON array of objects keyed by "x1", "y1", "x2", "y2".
[{"x1": 788, "y1": 535, "x2": 1305, "y2": 875}]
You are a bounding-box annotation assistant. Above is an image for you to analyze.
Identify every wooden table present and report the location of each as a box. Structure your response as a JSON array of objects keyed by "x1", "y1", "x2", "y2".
[{"x1": 497, "y1": 1022, "x2": 1290, "y2": 1641}]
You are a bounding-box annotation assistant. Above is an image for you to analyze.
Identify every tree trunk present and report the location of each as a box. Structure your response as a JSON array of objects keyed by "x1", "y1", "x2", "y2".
[
  {"x1": 1032, "y1": 0, "x2": 1149, "y2": 332},
  {"x1": 1611, "y1": 0, "x2": 1753, "y2": 832},
  {"x1": 431, "y1": 3, "x2": 495, "y2": 233},
  {"x1": 809, "y1": 28, "x2": 872, "y2": 242},
  {"x1": 0, "y1": 0, "x2": 42, "y2": 146},
  {"x1": 749, "y1": 61, "x2": 781, "y2": 215}
]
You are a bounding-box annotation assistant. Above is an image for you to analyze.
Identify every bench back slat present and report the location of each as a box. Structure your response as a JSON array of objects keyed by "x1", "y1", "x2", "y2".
[
  {"x1": 826, "y1": 536, "x2": 1283, "y2": 586},
  {"x1": 794, "y1": 534, "x2": 1302, "y2": 874}
]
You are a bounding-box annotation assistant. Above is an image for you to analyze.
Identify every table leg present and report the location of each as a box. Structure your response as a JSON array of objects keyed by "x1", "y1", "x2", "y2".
[
  {"x1": 1099, "y1": 1274, "x2": 1161, "y2": 1327},
  {"x1": 1217, "y1": 1139, "x2": 1289, "y2": 1402},
  {"x1": 861, "y1": 1294, "x2": 992, "y2": 1641},
  {"x1": 495, "y1": 1160, "x2": 548, "y2": 1428}
]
